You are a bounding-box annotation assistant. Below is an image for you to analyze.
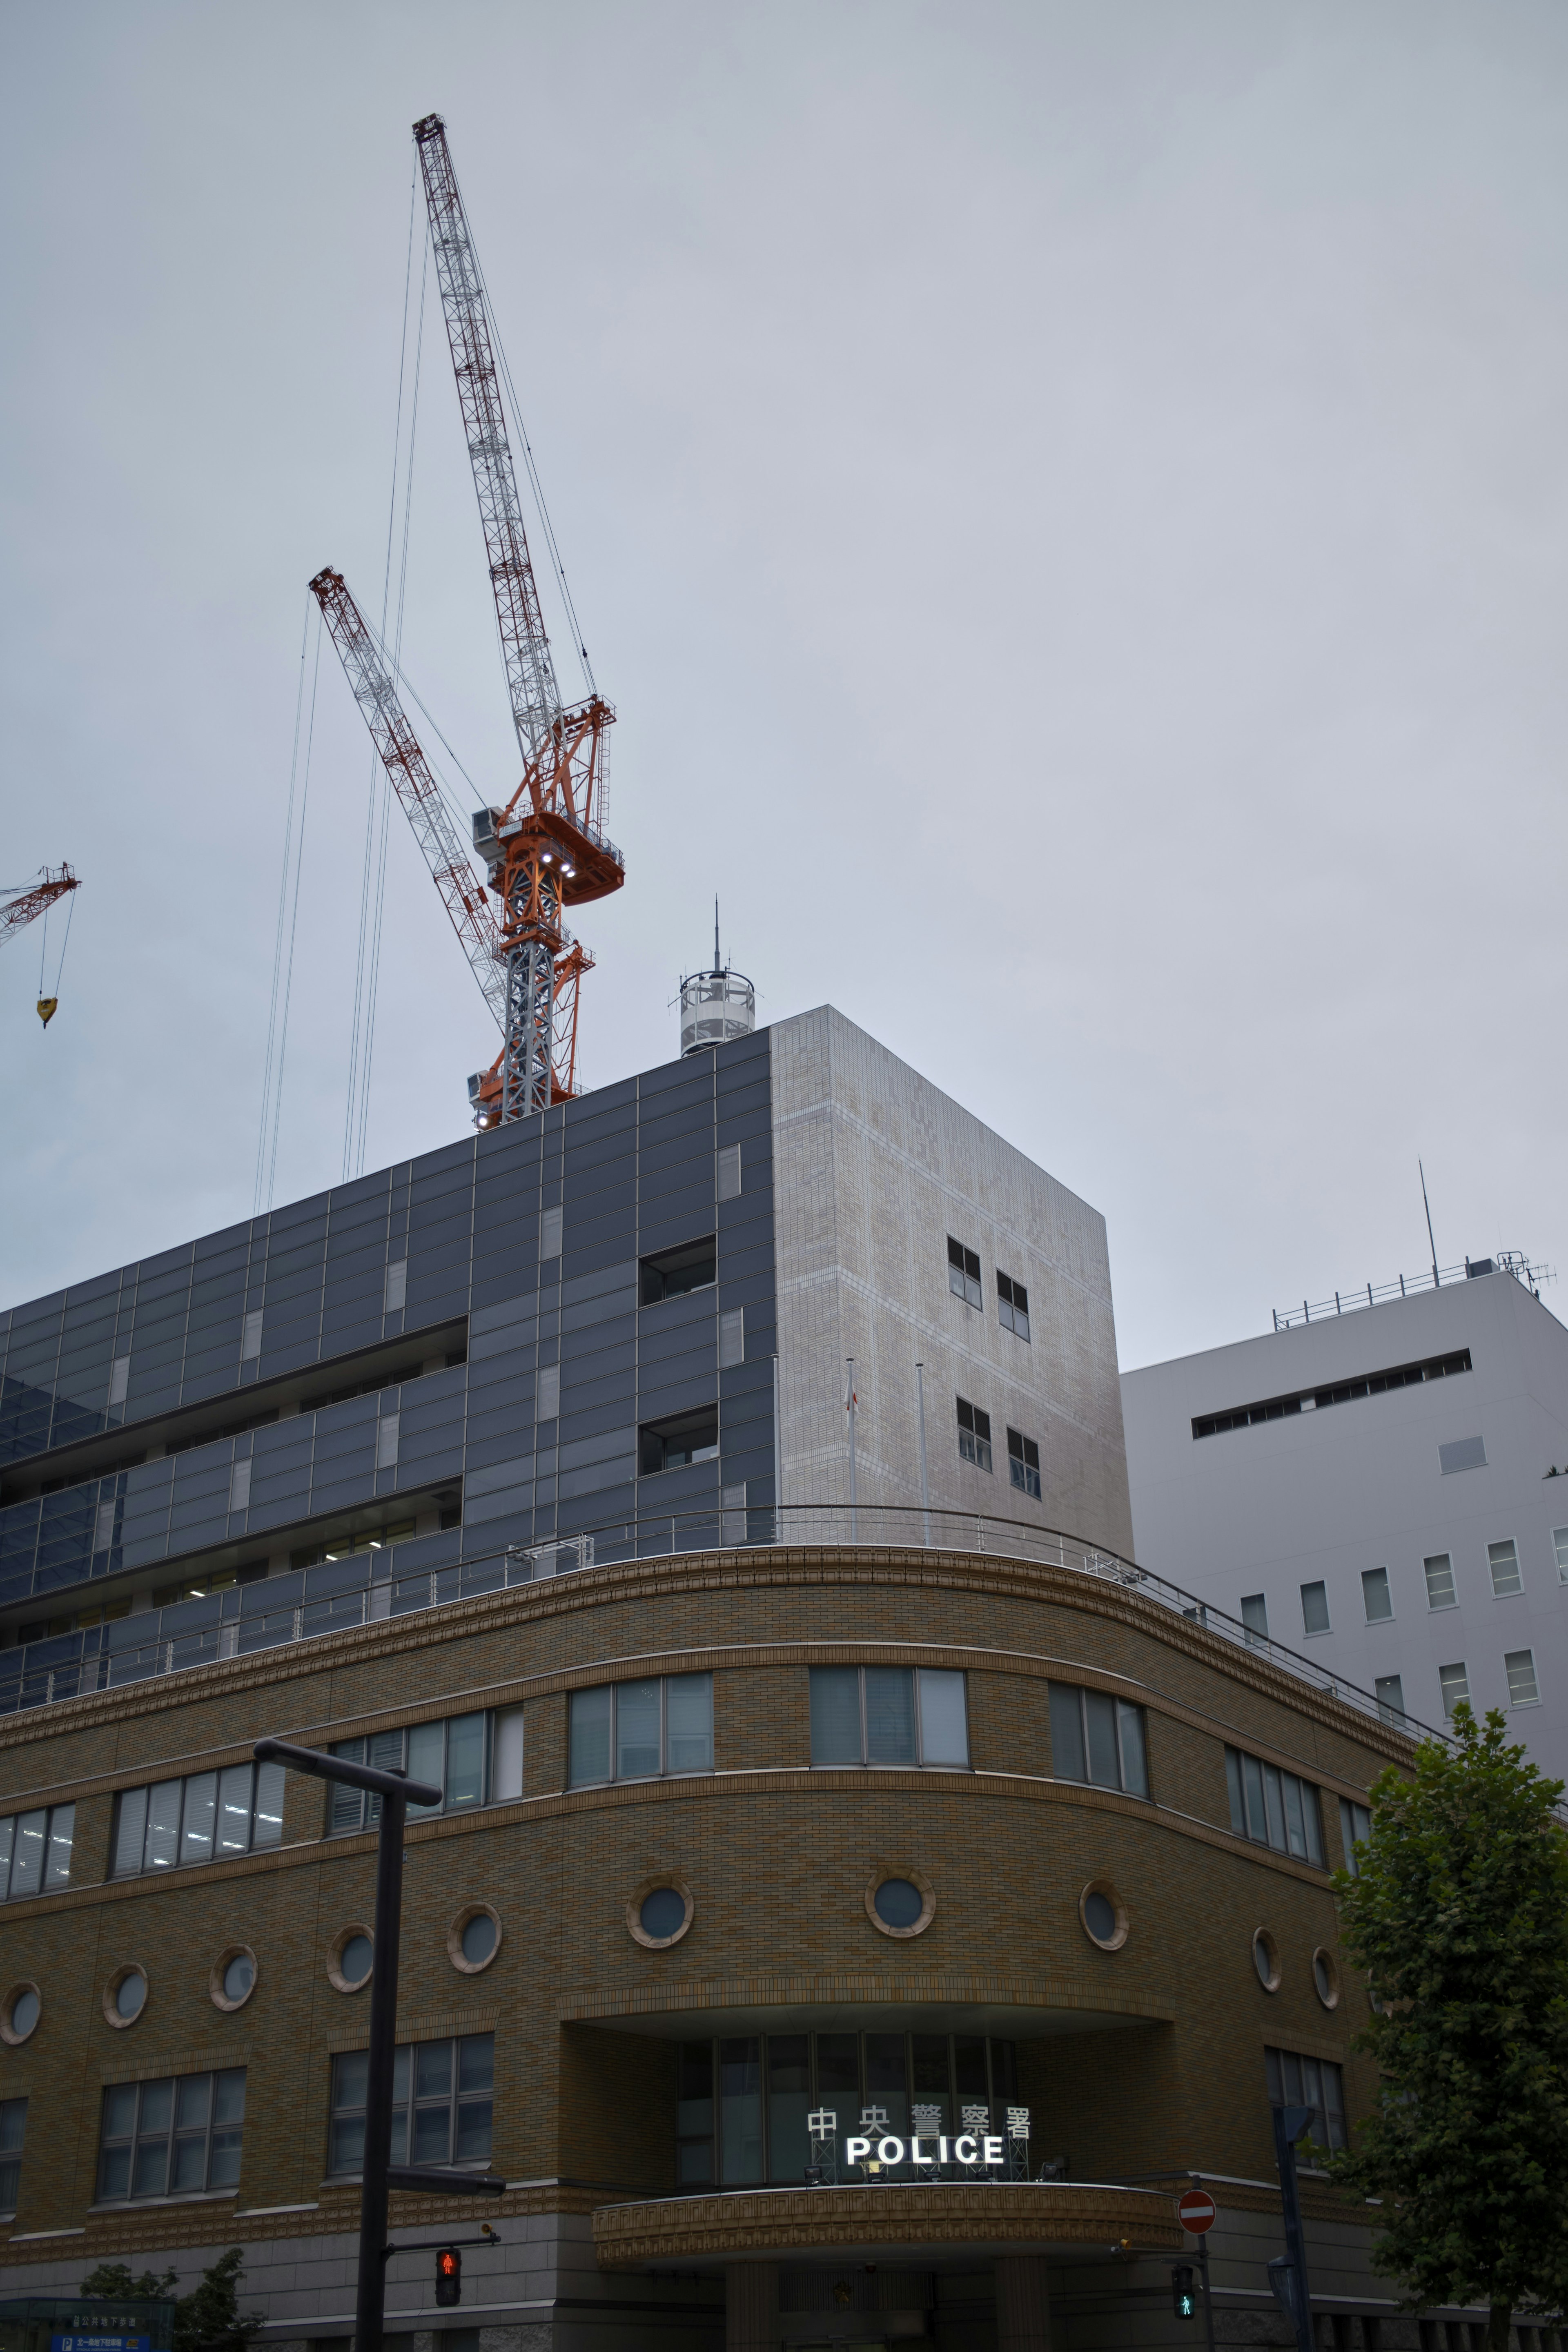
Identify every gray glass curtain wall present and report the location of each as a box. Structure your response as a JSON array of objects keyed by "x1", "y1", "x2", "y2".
[{"x1": 0, "y1": 1027, "x2": 776, "y2": 1677}]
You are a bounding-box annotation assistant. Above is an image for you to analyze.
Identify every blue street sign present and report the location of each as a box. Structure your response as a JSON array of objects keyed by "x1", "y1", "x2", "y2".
[{"x1": 52, "y1": 2332, "x2": 151, "y2": 2352}]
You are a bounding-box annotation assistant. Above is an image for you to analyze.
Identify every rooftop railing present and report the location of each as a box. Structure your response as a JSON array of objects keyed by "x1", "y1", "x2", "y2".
[
  {"x1": 0, "y1": 1500, "x2": 1437, "y2": 1746},
  {"x1": 1271, "y1": 1250, "x2": 1554, "y2": 1332}
]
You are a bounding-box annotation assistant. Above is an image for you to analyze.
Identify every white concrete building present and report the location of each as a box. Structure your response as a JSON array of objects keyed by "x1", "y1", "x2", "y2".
[
  {"x1": 771, "y1": 1006, "x2": 1134, "y2": 1559},
  {"x1": 1120, "y1": 1264, "x2": 1568, "y2": 1780}
]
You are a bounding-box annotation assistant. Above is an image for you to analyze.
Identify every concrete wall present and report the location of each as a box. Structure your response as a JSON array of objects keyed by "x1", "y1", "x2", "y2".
[
  {"x1": 771, "y1": 1008, "x2": 1134, "y2": 1558},
  {"x1": 1121, "y1": 1272, "x2": 1568, "y2": 1779}
]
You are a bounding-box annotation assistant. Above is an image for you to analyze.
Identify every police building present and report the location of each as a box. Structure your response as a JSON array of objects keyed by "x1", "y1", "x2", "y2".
[{"x1": 0, "y1": 1007, "x2": 1456, "y2": 2352}]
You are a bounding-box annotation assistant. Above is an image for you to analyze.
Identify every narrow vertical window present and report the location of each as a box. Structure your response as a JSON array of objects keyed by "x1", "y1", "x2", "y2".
[
  {"x1": 946, "y1": 1237, "x2": 982, "y2": 1310},
  {"x1": 0, "y1": 2099, "x2": 25, "y2": 2214},
  {"x1": 1240, "y1": 1593, "x2": 1269, "y2": 1642},
  {"x1": 492, "y1": 1708, "x2": 525, "y2": 1803},
  {"x1": 719, "y1": 1307, "x2": 745, "y2": 1368},
  {"x1": 996, "y1": 1272, "x2": 1030, "y2": 1341},
  {"x1": 540, "y1": 1205, "x2": 563, "y2": 1259},
  {"x1": 1505, "y1": 1649, "x2": 1540, "y2": 1707},
  {"x1": 1006, "y1": 1429, "x2": 1041, "y2": 1499},
  {"x1": 1438, "y1": 1663, "x2": 1469, "y2": 1717},
  {"x1": 1299, "y1": 1581, "x2": 1330, "y2": 1635},
  {"x1": 383, "y1": 1259, "x2": 407, "y2": 1314},
  {"x1": 717, "y1": 1143, "x2": 742, "y2": 1200},
  {"x1": 1487, "y1": 1541, "x2": 1522, "y2": 1597},
  {"x1": 1423, "y1": 1554, "x2": 1457, "y2": 1609},
  {"x1": 956, "y1": 1398, "x2": 992, "y2": 1471},
  {"x1": 1361, "y1": 1567, "x2": 1393, "y2": 1623}
]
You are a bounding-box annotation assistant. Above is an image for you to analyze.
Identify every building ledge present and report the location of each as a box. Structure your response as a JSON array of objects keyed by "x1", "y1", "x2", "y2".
[{"x1": 594, "y1": 2180, "x2": 1182, "y2": 2269}]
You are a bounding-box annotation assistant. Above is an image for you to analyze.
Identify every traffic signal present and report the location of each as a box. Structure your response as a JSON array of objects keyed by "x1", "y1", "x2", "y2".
[
  {"x1": 1172, "y1": 2264, "x2": 1197, "y2": 2321},
  {"x1": 435, "y1": 2248, "x2": 462, "y2": 2307}
]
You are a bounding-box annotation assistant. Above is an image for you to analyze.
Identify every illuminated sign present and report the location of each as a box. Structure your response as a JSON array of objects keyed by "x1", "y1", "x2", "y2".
[{"x1": 806, "y1": 2102, "x2": 1029, "y2": 2176}]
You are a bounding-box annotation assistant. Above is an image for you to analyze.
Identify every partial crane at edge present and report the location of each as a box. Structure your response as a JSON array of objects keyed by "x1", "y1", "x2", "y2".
[{"x1": 1, "y1": 865, "x2": 81, "y2": 1027}]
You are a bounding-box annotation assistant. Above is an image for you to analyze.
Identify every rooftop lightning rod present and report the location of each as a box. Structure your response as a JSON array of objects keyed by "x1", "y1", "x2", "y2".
[{"x1": 1419, "y1": 1160, "x2": 1440, "y2": 1291}]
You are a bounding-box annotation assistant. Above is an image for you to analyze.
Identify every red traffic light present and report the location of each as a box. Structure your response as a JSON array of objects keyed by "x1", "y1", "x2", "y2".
[{"x1": 435, "y1": 2247, "x2": 462, "y2": 2307}]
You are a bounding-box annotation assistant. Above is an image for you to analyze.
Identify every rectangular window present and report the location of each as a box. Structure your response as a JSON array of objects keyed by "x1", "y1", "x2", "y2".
[
  {"x1": 1265, "y1": 2047, "x2": 1346, "y2": 2152},
  {"x1": 947, "y1": 1237, "x2": 982, "y2": 1310},
  {"x1": 639, "y1": 1407, "x2": 719, "y2": 1475},
  {"x1": 0, "y1": 2099, "x2": 25, "y2": 2215},
  {"x1": 96, "y1": 2069, "x2": 245, "y2": 2202},
  {"x1": 0, "y1": 1804, "x2": 75, "y2": 1901},
  {"x1": 536, "y1": 1362, "x2": 560, "y2": 1422},
  {"x1": 1050, "y1": 1683, "x2": 1149, "y2": 1800},
  {"x1": 540, "y1": 1205, "x2": 563, "y2": 1259},
  {"x1": 1362, "y1": 1566, "x2": 1393, "y2": 1622},
  {"x1": 1438, "y1": 1662, "x2": 1469, "y2": 1717},
  {"x1": 956, "y1": 1397, "x2": 992, "y2": 1472},
  {"x1": 382, "y1": 1259, "x2": 407, "y2": 1315},
  {"x1": 1007, "y1": 1429, "x2": 1041, "y2": 1499},
  {"x1": 1488, "y1": 1540, "x2": 1522, "y2": 1597},
  {"x1": 240, "y1": 1312, "x2": 263, "y2": 1361},
  {"x1": 1240, "y1": 1593, "x2": 1268, "y2": 1641},
  {"x1": 1554, "y1": 1527, "x2": 1568, "y2": 1583},
  {"x1": 1424, "y1": 1553, "x2": 1457, "y2": 1610},
  {"x1": 1339, "y1": 1797, "x2": 1372, "y2": 1874},
  {"x1": 492, "y1": 1707, "x2": 525, "y2": 1803},
  {"x1": 640, "y1": 1237, "x2": 716, "y2": 1305},
  {"x1": 808, "y1": 1666, "x2": 969, "y2": 1769},
  {"x1": 1223, "y1": 1746, "x2": 1324, "y2": 1865},
  {"x1": 328, "y1": 2034, "x2": 492, "y2": 2177},
  {"x1": 1300, "y1": 1581, "x2": 1330, "y2": 1636},
  {"x1": 568, "y1": 1675, "x2": 713, "y2": 1787},
  {"x1": 327, "y1": 1716, "x2": 490, "y2": 1833},
  {"x1": 1374, "y1": 1673, "x2": 1405, "y2": 1722},
  {"x1": 1505, "y1": 1648, "x2": 1540, "y2": 1707},
  {"x1": 996, "y1": 1272, "x2": 1030, "y2": 1342},
  {"x1": 113, "y1": 1763, "x2": 283, "y2": 1875},
  {"x1": 719, "y1": 1307, "x2": 745, "y2": 1369},
  {"x1": 1439, "y1": 1435, "x2": 1486, "y2": 1475},
  {"x1": 717, "y1": 1143, "x2": 742, "y2": 1201}
]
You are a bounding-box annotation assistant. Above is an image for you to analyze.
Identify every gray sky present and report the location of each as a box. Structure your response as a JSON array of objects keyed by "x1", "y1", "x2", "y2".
[{"x1": 3, "y1": 2, "x2": 1565, "y2": 1370}]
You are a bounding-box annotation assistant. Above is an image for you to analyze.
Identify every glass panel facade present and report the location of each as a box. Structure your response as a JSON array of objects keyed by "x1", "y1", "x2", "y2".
[{"x1": 674, "y1": 2031, "x2": 1020, "y2": 2187}]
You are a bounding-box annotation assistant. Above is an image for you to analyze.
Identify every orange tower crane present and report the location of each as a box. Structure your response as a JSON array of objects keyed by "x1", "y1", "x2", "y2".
[{"x1": 312, "y1": 114, "x2": 623, "y2": 1127}]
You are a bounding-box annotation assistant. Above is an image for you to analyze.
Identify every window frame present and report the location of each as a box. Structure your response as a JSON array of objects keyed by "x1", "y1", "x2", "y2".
[
  {"x1": 638, "y1": 1405, "x2": 720, "y2": 1476},
  {"x1": 808, "y1": 1666, "x2": 970, "y2": 1771},
  {"x1": 1423, "y1": 1552, "x2": 1457, "y2": 1610},
  {"x1": 1339, "y1": 1795, "x2": 1372, "y2": 1874},
  {"x1": 1361, "y1": 1566, "x2": 1394, "y2": 1623},
  {"x1": 946, "y1": 1237, "x2": 982, "y2": 1311},
  {"x1": 1224, "y1": 1745, "x2": 1325, "y2": 1865},
  {"x1": 1504, "y1": 1648, "x2": 1540, "y2": 1708},
  {"x1": 996, "y1": 1271, "x2": 1031, "y2": 1342},
  {"x1": 0, "y1": 1804, "x2": 75, "y2": 1902},
  {"x1": 327, "y1": 2032, "x2": 494, "y2": 2180},
  {"x1": 0, "y1": 2097, "x2": 25, "y2": 2218},
  {"x1": 568, "y1": 1673, "x2": 715, "y2": 1788},
  {"x1": 95, "y1": 2067, "x2": 246, "y2": 2204},
  {"x1": 1553, "y1": 1526, "x2": 1568, "y2": 1584},
  {"x1": 1265, "y1": 2045, "x2": 1347, "y2": 2152},
  {"x1": 1006, "y1": 1428, "x2": 1041, "y2": 1500},
  {"x1": 1487, "y1": 1539, "x2": 1523, "y2": 1598},
  {"x1": 956, "y1": 1396, "x2": 992, "y2": 1473},
  {"x1": 1299, "y1": 1581, "x2": 1330, "y2": 1636},
  {"x1": 1437, "y1": 1662, "x2": 1469, "y2": 1717},
  {"x1": 112, "y1": 1762, "x2": 283, "y2": 1879},
  {"x1": 1049, "y1": 1682, "x2": 1150, "y2": 1800},
  {"x1": 639, "y1": 1236, "x2": 717, "y2": 1308},
  {"x1": 327, "y1": 1715, "x2": 492, "y2": 1835}
]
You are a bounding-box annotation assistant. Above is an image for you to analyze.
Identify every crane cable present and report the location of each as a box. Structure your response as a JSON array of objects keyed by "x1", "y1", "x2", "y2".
[
  {"x1": 253, "y1": 598, "x2": 322, "y2": 1218},
  {"x1": 343, "y1": 159, "x2": 424, "y2": 1184}
]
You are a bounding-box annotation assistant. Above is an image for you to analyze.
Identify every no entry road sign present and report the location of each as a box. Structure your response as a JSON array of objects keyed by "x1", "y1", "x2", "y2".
[{"x1": 1177, "y1": 2187, "x2": 1218, "y2": 2234}]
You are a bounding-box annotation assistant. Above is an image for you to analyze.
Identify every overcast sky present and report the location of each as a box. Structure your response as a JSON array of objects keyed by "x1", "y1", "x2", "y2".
[{"x1": 2, "y1": 2, "x2": 1565, "y2": 1371}]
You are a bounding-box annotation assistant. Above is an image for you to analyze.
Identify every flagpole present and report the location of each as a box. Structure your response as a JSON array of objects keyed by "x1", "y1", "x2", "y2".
[{"x1": 845, "y1": 1356, "x2": 857, "y2": 1542}]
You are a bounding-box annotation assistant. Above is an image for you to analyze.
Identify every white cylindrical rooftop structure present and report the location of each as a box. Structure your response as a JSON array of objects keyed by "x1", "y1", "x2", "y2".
[{"x1": 680, "y1": 967, "x2": 755, "y2": 1055}]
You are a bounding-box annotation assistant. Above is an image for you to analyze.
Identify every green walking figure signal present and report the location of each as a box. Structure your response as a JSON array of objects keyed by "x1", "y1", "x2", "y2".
[{"x1": 1172, "y1": 2265, "x2": 1198, "y2": 2320}]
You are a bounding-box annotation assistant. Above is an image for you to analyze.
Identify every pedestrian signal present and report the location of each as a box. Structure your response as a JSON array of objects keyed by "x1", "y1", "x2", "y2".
[
  {"x1": 436, "y1": 2247, "x2": 462, "y2": 2307},
  {"x1": 1172, "y1": 2264, "x2": 1197, "y2": 2320}
]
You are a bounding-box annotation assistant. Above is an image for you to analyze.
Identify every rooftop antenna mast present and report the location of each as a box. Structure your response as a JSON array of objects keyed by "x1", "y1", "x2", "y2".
[
  {"x1": 679, "y1": 900, "x2": 756, "y2": 1057},
  {"x1": 1419, "y1": 1160, "x2": 1441, "y2": 1290}
]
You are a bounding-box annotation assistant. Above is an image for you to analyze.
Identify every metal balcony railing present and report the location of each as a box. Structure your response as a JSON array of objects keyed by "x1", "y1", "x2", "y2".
[{"x1": 0, "y1": 1501, "x2": 1438, "y2": 1746}]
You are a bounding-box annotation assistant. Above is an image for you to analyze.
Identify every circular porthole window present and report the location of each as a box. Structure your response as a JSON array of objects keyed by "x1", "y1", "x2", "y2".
[
  {"x1": 1252, "y1": 1929, "x2": 1281, "y2": 1992},
  {"x1": 103, "y1": 1966, "x2": 147, "y2": 2029},
  {"x1": 627, "y1": 1878, "x2": 693, "y2": 1950},
  {"x1": 0, "y1": 1983, "x2": 41, "y2": 2045},
  {"x1": 864, "y1": 1870, "x2": 935, "y2": 1940},
  {"x1": 1312, "y1": 1947, "x2": 1340, "y2": 2010},
  {"x1": 1078, "y1": 1879, "x2": 1129, "y2": 1952},
  {"x1": 210, "y1": 1946, "x2": 258, "y2": 2013},
  {"x1": 329, "y1": 1926, "x2": 374, "y2": 1993},
  {"x1": 448, "y1": 1904, "x2": 503, "y2": 1976}
]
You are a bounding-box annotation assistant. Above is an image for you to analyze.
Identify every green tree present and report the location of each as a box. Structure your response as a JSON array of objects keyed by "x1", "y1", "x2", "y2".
[
  {"x1": 80, "y1": 2249, "x2": 262, "y2": 2352},
  {"x1": 1325, "y1": 1704, "x2": 1568, "y2": 2350}
]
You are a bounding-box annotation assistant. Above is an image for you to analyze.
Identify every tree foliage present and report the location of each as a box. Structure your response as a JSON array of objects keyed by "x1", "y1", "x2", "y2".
[
  {"x1": 1325, "y1": 1706, "x2": 1568, "y2": 2345},
  {"x1": 80, "y1": 2248, "x2": 262, "y2": 2352}
]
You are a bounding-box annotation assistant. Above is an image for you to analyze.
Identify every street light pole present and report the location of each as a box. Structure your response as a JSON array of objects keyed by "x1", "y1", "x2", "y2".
[{"x1": 254, "y1": 1737, "x2": 501, "y2": 2352}]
